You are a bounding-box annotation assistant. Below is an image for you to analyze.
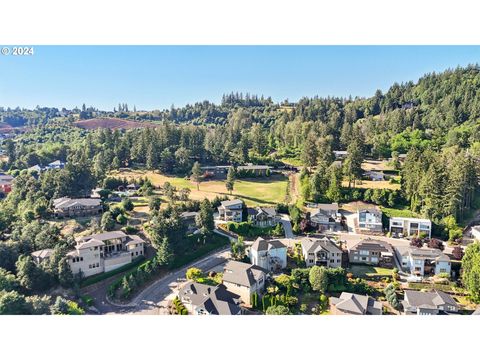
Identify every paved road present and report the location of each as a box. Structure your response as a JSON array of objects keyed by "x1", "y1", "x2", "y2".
[{"x1": 84, "y1": 247, "x2": 231, "y2": 315}]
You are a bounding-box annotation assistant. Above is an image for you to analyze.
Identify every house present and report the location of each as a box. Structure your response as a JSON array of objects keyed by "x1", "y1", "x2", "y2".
[
  {"x1": 53, "y1": 197, "x2": 103, "y2": 218},
  {"x1": 389, "y1": 217, "x2": 432, "y2": 238},
  {"x1": 237, "y1": 164, "x2": 270, "y2": 177},
  {"x1": 330, "y1": 292, "x2": 383, "y2": 315},
  {"x1": 249, "y1": 207, "x2": 279, "y2": 227},
  {"x1": 67, "y1": 231, "x2": 145, "y2": 277},
  {"x1": 300, "y1": 237, "x2": 343, "y2": 268},
  {"x1": 31, "y1": 249, "x2": 54, "y2": 264},
  {"x1": 309, "y1": 203, "x2": 340, "y2": 231},
  {"x1": 402, "y1": 290, "x2": 459, "y2": 315},
  {"x1": 217, "y1": 199, "x2": 244, "y2": 222},
  {"x1": 470, "y1": 225, "x2": 480, "y2": 240},
  {"x1": 200, "y1": 165, "x2": 231, "y2": 179},
  {"x1": 249, "y1": 237, "x2": 287, "y2": 271},
  {"x1": 180, "y1": 211, "x2": 199, "y2": 233},
  {"x1": 396, "y1": 246, "x2": 451, "y2": 276},
  {"x1": 348, "y1": 238, "x2": 394, "y2": 268},
  {"x1": 46, "y1": 160, "x2": 65, "y2": 170},
  {"x1": 177, "y1": 281, "x2": 242, "y2": 315},
  {"x1": 398, "y1": 154, "x2": 407, "y2": 163},
  {"x1": 363, "y1": 170, "x2": 385, "y2": 181},
  {"x1": 222, "y1": 260, "x2": 266, "y2": 306},
  {"x1": 0, "y1": 173, "x2": 13, "y2": 194},
  {"x1": 333, "y1": 150, "x2": 348, "y2": 160},
  {"x1": 357, "y1": 208, "x2": 383, "y2": 233},
  {"x1": 28, "y1": 165, "x2": 43, "y2": 174}
]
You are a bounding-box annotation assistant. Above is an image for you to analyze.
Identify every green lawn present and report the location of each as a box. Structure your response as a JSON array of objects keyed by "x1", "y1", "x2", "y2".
[
  {"x1": 381, "y1": 206, "x2": 417, "y2": 219},
  {"x1": 349, "y1": 264, "x2": 393, "y2": 278}
]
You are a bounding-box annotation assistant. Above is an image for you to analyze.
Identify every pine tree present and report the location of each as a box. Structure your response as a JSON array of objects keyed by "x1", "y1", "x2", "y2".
[
  {"x1": 191, "y1": 162, "x2": 203, "y2": 190},
  {"x1": 225, "y1": 167, "x2": 236, "y2": 195},
  {"x1": 157, "y1": 237, "x2": 174, "y2": 267}
]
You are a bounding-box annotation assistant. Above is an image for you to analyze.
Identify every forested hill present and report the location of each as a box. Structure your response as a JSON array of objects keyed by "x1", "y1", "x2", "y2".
[{"x1": 1, "y1": 65, "x2": 480, "y2": 230}]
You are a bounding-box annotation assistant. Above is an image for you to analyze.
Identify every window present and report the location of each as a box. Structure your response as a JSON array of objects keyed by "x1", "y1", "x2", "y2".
[
  {"x1": 359, "y1": 250, "x2": 369, "y2": 255},
  {"x1": 96, "y1": 263, "x2": 100, "y2": 267},
  {"x1": 353, "y1": 256, "x2": 358, "y2": 260},
  {"x1": 80, "y1": 257, "x2": 83, "y2": 261},
  {"x1": 361, "y1": 257, "x2": 367, "y2": 261},
  {"x1": 89, "y1": 264, "x2": 92, "y2": 269},
  {"x1": 330, "y1": 259, "x2": 334, "y2": 263},
  {"x1": 309, "y1": 259, "x2": 313, "y2": 264},
  {"x1": 337, "y1": 259, "x2": 341, "y2": 263}
]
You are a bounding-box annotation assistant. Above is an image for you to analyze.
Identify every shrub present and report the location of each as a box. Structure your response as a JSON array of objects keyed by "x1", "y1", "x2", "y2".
[{"x1": 186, "y1": 267, "x2": 203, "y2": 280}]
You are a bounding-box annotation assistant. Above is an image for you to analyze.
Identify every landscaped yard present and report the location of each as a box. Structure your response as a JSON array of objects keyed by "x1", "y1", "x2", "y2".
[
  {"x1": 348, "y1": 264, "x2": 394, "y2": 278},
  {"x1": 381, "y1": 206, "x2": 418, "y2": 219},
  {"x1": 111, "y1": 169, "x2": 289, "y2": 206}
]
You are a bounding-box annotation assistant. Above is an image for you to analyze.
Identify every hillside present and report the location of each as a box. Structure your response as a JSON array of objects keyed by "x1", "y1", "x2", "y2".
[{"x1": 73, "y1": 117, "x2": 157, "y2": 130}]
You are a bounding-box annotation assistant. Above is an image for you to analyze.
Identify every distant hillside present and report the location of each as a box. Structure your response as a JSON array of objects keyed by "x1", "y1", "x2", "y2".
[
  {"x1": 73, "y1": 118, "x2": 157, "y2": 130},
  {"x1": 0, "y1": 122, "x2": 13, "y2": 133}
]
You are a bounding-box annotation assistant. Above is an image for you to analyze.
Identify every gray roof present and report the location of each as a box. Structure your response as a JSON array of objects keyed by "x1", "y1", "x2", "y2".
[
  {"x1": 349, "y1": 238, "x2": 393, "y2": 255},
  {"x1": 250, "y1": 237, "x2": 286, "y2": 252},
  {"x1": 180, "y1": 211, "x2": 198, "y2": 219},
  {"x1": 404, "y1": 290, "x2": 458, "y2": 309},
  {"x1": 220, "y1": 199, "x2": 243, "y2": 208},
  {"x1": 358, "y1": 208, "x2": 382, "y2": 217},
  {"x1": 78, "y1": 230, "x2": 127, "y2": 243},
  {"x1": 31, "y1": 248, "x2": 54, "y2": 259},
  {"x1": 237, "y1": 165, "x2": 270, "y2": 170},
  {"x1": 222, "y1": 260, "x2": 265, "y2": 287},
  {"x1": 255, "y1": 207, "x2": 277, "y2": 217},
  {"x1": 396, "y1": 246, "x2": 450, "y2": 262},
  {"x1": 178, "y1": 281, "x2": 241, "y2": 315},
  {"x1": 300, "y1": 237, "x2": 342, "y2": 254},
  {"x1": 126, "y1": 235, "x2": 145, "y2": 245},
  {"x1": 53, "y1": 197, "x2": 101, "y2": 209},
  {"x1": 330, "y1": 292, "x2": 382, "y2": 315}
]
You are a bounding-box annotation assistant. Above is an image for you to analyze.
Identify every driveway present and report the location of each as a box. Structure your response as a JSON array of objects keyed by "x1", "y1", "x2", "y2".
[
  {"x1": 83, "y1": 246, "x2": 231, "y2": 315},
  {"x1": 279, "y1": 214, "x2": 294, "y2": 238},
  {"x1": 343, "y1": 211, "x2": 357, "y2": 234}
]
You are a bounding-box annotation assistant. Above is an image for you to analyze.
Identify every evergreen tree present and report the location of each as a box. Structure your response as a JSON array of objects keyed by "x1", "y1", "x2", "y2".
[
  {"x1": 191, "y1": 162, "x2": 203, "y2": 190},
  {"x1": 225, "y1": 167, "x2": 236, "y2": 195}
]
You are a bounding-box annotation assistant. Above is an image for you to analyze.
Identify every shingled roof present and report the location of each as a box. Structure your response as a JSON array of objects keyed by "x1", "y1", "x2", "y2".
[
  {"x1": 222, "y1": 260, "x2": 265, "y2": 288},
  {"x1": 250, "y1": 237, "x2": 286, "y2": 252}
]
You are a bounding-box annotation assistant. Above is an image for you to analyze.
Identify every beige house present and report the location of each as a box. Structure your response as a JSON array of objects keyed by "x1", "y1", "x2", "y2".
[
  {"x1": 300, "y1": 237, "x2": 343, "y2": 268},
  {"x1": 67, "y1": 231, "x2": 145, "y2": 278},
  {"x1": 31, "y1": 249, "x2": 54, "y2": 264},
  {"x1": 217, "y1": 199, "x2": 244, "y2": 222},
  {"x1": 330, "y1": 292, "x2": 383, "y2": 315},
  {"x1": 222, "y1": 260, "x2": 266, "y2": 306},
  {"x1": 348, "y1": 238, "x2": 394, "y2": 268}
]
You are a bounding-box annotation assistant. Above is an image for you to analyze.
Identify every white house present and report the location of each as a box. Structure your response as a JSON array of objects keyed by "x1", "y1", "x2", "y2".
[
  {"x1": 363, "y1": 170, "x2": 385, "y2": 181},
  {"x1": 300, "y1": 237, "x2": 343, "y2": 268},
  {"x1": 357, "y1": 208, "x2": 383, "y2": 233},
  {"x1": 217, "y1": 199, "x2": 243, "y2": 222},
  {"x1": 67, "y1": 231, "x2": 145, "y2": 277},
  {"x1": 396, "y1": 246, "x2": 451, "y2": 277},
  {"x1": 249, "y1": 237, "x2": 287, "y2": 272},
  {"x1": 471, "y1": 225, "x2": 480, "y2": 240},
  {"x1": 389, "y1": 217, "x2": 432, "y2": 238}
]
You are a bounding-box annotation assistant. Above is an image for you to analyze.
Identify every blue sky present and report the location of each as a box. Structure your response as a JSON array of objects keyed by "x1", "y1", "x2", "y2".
[{"x1": 1, "y1": 46, "x2": 480, "y2": 111}]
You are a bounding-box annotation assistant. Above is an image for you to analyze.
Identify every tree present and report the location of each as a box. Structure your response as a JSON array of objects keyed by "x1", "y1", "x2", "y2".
[
  {"x1": 410, "y1": 237, "x2": 423, "y2": 248},
  {"x1": 225, "y1": 167, "x2": 236, "y2": 195},
  {"x1": 427, "y1": 238, "x2": 445, "y2": 251},
  {"x1": 0, "y1": 290, "x2": 29, "y2": 315},
  {"x1": 122, "y1": 198, "x2": 134, "y2": 212},
  {"x1": 461, "y1": 242, "x2": 480, "y2": 302},
  {"x1": 301, "y1": 132, "x2": 319, "y2": 168},
  {"x1": 265, "y1": 304, "x2": 289, "y2": 315},
  {"x1": 196, "y1": 199, "x2": 214, "y2": 234},
  {"x1": 191, "y1": 162, "x2": 203, "y2": 190},
  {"x1": 309, "y1": 266, "x2": 328, "y2": 293},
  {"x1": 186, "y1": 267, "x2": 203, "y2": 280},
  {"x1": 57, "y1": 257, "x2": 74, "y2": 287},
  {"x1": 156, "y1": 237, "x2": 174, "y2": 267},
  {"x1": 231, "y1": 237, "x2": 246, "y2": 260},
  {"x1": 0, "y1": 268, "x2": 20, "y2": 292},
  {"x1": 15, "y1": 255, "x2": 51, "y2": 292},
  {"x1": 100, "y1": 211, "x2": 115, "y2": 231},
  {"x1": 452, "y1": 246, "x2": 464, "y2": 261}
]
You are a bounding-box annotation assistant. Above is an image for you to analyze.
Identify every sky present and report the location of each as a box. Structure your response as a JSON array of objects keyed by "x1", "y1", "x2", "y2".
[{"x1": 1, "y1": 46, "x2": 480, "y2": 111}]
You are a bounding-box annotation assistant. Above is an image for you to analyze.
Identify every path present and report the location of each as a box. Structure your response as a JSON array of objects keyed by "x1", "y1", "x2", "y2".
[{"x1": 279, "y1": 214, "x2": 294, "y2": 238}]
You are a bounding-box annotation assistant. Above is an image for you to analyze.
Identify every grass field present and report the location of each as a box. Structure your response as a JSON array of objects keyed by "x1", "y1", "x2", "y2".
[
  {"x1": 381, "y1": 206, "x2": 417, "y2": 218},
  {"x1": 349, "y1": 264, "x2": 393, "y2": 278},
  {"x1": 112, "y1": 169, "x2": 289, "y2": 206}
]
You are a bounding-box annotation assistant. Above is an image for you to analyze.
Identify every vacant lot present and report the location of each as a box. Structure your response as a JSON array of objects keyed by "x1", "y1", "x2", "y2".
[
  {"x1": 112, "y1": 169, "x2": 289, "y2": 206},
  {"x1": 341, "y1": 179, "x2": 400, "y2": 190},
  {"x1": 362, "y1": 159, "x2": 395, "y2": 172}
]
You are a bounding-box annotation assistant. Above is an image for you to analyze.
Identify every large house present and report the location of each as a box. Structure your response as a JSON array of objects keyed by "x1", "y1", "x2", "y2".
[
  {"x1": 0, "y1": 173, "x2": 13, "y2": 194},
  {"x1": 248, "y1": 207, "x2": 279, "y2": 227},
  {"x1": 217, "y1": 199, "x2": 244, "y2": 222},
  {"x1": 180, "y1": 211, "x2": 199, "y2": 233},
  {"x1": 222, "y1": 260, "x2": 266, "y2": 307},
  {"x1": 53, "y1": 197, "x2": 103, "y2": 218},
  {"x1": 67, "y1": 231, "x2": 145, "y2": 277},
  {"x1": 357, "y1": 208, "x2": 383, "y2": 233},
  {"x1": 402, "y1": 290, "x2": 459, "y2": 315},
  {"x1": 201, "y1": 164, "x2": 270, "y2": 179},
  {"x1": 396, "y1": 246, "x2": 451, "y2": 277},
  {"x1": 31, "y1": 249, "x2": 54, "y2": 265},
  {"x1": 348, "y1": 238, "x2": 394, "y2": 268},
  {"x1": 389, "y1": 217, "x2": 432, "y2": 238},
  {"x1": 249, "y1": 237, "x2": 287, "y2": 272},
  {"x1": 363, "y1": 170, "x2": 385, "y2": 181},
  {"x1": 330, "y1": 292, "x2": 383, "y2": 315},
  {"x1": 177, "y1": 281, "x2": 242, "y2": 315},
  {"x1": 309, "y1": 203, "x2": 340, "y2": 231},
  {"x1": 300, "y1": 237, "x2": 343, "y2": 268}
]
